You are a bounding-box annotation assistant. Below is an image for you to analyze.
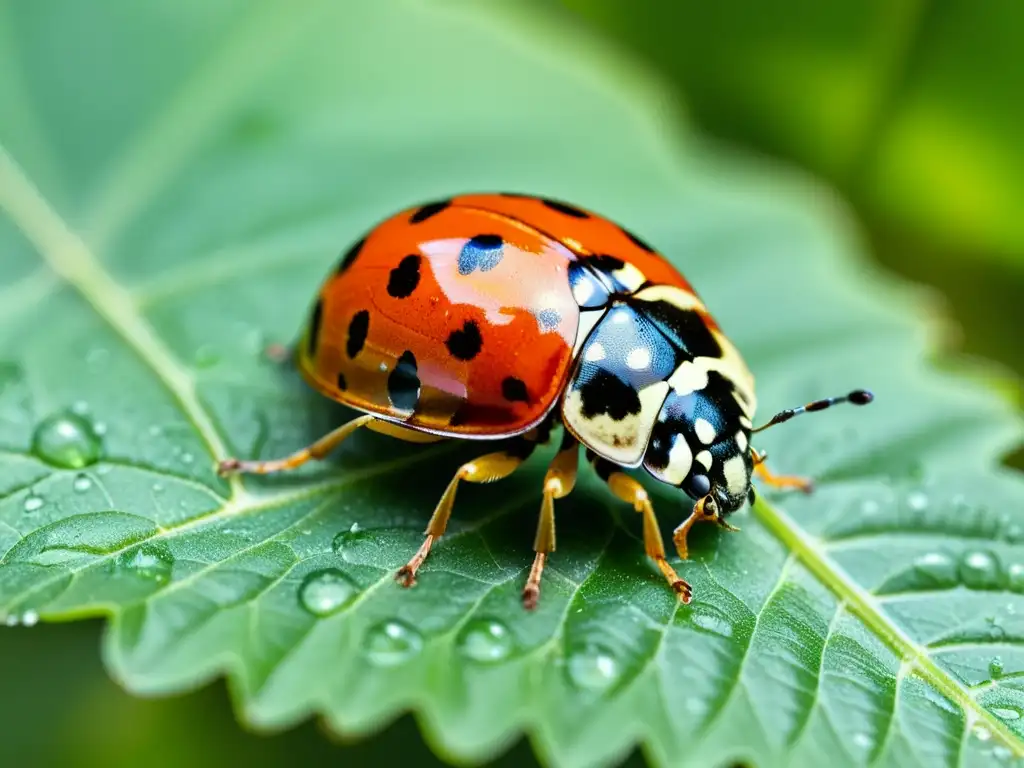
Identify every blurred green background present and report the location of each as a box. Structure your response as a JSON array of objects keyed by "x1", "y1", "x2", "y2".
[{"x1": 3, "y1": 1, "x2": 1021, "y2": 766}]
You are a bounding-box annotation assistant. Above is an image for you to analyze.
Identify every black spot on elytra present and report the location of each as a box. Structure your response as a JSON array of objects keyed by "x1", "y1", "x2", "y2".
[
  {"x1": 578, "y1": 369, "x2": 641, "y2": 421},
  {"x1": 336, "y1": 372, "x2": 347, "y2": 391},
  {"x1": 501, "y1": 377, "x2": 529, "y2": 403},
  {"x1": 636, "y1": 299, "x2": 722, "y2": 359},
  {"x1": 622, "y1": 227, "x2": 655, "y2": 253},
  {"x1": 535, "y1": 308, "x2": 561, "y2": 331},
  {"x1": 337, "y1": 237, "x2": 366, "y2": 274},
  {"x1": 307, "y1": 300, "x2": 323, "y2": 356},
  {"x1": 346, "y1": 310, "x2": 369, "y2": 358},
  {"x1": 542, "y1": 198, "x2": 588, "y2": 218},
  {"x1": 458, "y1": 235, "x2": 503, "y2": 275},
  {"x1": 387, "y1": 351, "x2": 420, "y2": 411},
  {"x1": 445, "y1": 320, "x2": 483, "y2": 361},
  {"x1": 387, "y1": 254, "x2": 421, "y2": 298},
  {"x1": 410, "y1": 200, "x2": 450, "y2": 223}
]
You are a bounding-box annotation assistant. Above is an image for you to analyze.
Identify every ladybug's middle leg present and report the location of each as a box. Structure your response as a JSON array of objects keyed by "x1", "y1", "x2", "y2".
[
  {"x1": 522, "y1": 430, "x2": 579, "y2": 610},
  {"x1": 396, "y1": 437, "x2": 537, "y2": 588},
  {"x1": 217, "y1": 414, "x2": 375, "y2": 475},
  {"x1": 589, "y1": 452, "x2": 692, "y2": 604}
]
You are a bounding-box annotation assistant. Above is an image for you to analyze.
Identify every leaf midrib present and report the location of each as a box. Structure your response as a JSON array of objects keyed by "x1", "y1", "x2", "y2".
[{"x1": 0, "y1": 59, "x2": 1021, "y2": 762}]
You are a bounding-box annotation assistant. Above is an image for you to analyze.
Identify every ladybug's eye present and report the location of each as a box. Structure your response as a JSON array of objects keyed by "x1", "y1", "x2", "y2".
[{"x1": 684, "y1": 474, "x2": 711, "y2": 498}]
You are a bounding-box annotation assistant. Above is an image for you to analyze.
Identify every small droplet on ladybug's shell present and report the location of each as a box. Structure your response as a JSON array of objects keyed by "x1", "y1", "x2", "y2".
[{"x1": 849, "y1": 389, "x2": 874, "y2": 405}]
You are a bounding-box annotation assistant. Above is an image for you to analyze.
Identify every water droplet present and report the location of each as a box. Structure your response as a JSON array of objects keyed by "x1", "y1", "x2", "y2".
[
  {"x1": 684, "y1": 697, "x2": 707, "y2": 717},
  {"x1": 566, "y1": 643, "x2": 621, "y2": 692},
  {"x1": 364, "y1": 620, "x2": 423, "y2": 666},
  {"x1": 4, "y1": 614, "x2": 18, "y2": 627},
  {"x1": 148, "y1": 425, "x2": 162, "y2": 437},
  {"x1": 907, "y1": 491, "x2": 929, "y2": 511},
  {"x1": 688, "y1": 603, "x2": 735, "y2": 638},
  {"x1": 193, "y1": 345, "x2": 220, "y2": 368},
  {"x1": 72, "y1": 474, "x2": 92, "y2": 493},
  {"x1": 32, "y1": 411, "x2": 102, "y2": 469},
  {"x1": 992, "y1": 706, "x2": 1022, "y2": 721},
  {"x1": 23, "y1": 494, "x2": 44, "y2": 513},
  {"x1": 20, "y1": 610, "x2": 38, "y2": 627},
  {"x1": 152, "y1": 483, "x2": 165, "y2": 494},
  {"x1": 181, "y1": 452, "x2": 194, "y2": 465},
  {"x1": 912, "y1": 551, "x2": 959, "y2": 588},
  {"x1": 973, "y1": 724, "x2": 993, "y2": 742},
  {"x1": 960, "y1": 550, "x2": 1003, "y2": 590},
  {"x1": 349, "y1": 521, "x2": 361, "y2": 534},
  {"x1": 332, "y1": 526, "x2": 374, "y2": 556},
  {"x1": 299, "y1": 569, "x2": 358, "y2": 616},
  {"x1": 860, "y1": 499, "x2": 881, "y2": 516},
  {"x1": 1007, "y1": 564, "x2": 1024, "y2": 592},
  {"x1": 71, "y1": 400, "x2": 89, "y2": 415},
  {"x1": 93, "y1": 421, "x2": 107, "y2": 436},
  {"x1": 86, "y1": 347, "x2": 109, "y2": 366},
  {"x1": 115, "y1": 544, "x2": 174, "y2": 583},
  {"x1": 990, "y1": 657, "x2": 1005, "y2": 679},
  {"x1": 457, "y1": 618, "x2": 514, "y2": 663},
  {"x1": 852, "y1": 732, "x2": 872, "y2": 750}
]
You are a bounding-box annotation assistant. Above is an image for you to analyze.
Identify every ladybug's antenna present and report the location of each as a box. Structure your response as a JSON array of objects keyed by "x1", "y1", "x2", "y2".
[{"x1": 751, "y1": 389, "x2": 873, "y2": 434}]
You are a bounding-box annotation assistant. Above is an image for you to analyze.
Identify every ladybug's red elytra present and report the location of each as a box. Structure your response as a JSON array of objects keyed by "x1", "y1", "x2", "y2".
[{"x1": 218, "y1": 193, "x2": 872, "y2": 608}]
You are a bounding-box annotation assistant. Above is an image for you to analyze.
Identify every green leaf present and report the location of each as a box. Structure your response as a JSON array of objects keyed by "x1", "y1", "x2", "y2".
[
  {"x1": 558, "y1": 0, "x2": 1024, "y2": 272},
  {"x1": 1, "y1": 2, "x2": 1022, "y2": 767}
]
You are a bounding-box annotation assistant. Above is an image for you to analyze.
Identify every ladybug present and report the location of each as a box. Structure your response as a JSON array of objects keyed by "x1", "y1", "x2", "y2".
[{"x1": 219, "y1": 194, "x2": 872, "y2": 609}]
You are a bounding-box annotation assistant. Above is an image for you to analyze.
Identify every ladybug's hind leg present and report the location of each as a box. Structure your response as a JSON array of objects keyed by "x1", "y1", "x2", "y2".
[
  {"x1": 396, "y1": 436, "x2": 537, "y2": 588},
  {"x1": 751, "y1": 448, "x2": 814, "y2": 494},
  {"x1": 522, "y1": 431, "x2": 579, "y2": 610},
  {"x1": 217, "y1": 414, "x2": 374, "y2": 475},
  {"x1": 589, "y1": 452, "x2": 692, "y2": 604}
]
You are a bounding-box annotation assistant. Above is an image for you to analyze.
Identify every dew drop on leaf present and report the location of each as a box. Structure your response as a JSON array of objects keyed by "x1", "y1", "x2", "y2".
[
  {"x1": 20, "y1": 610, "x2": 39, "y2": 627},
  {"x1": 23, "y1": 494, "x2": 44, "y2": 513},
  {"x1": 992, "y1": 707, "x2": 1022, "y2": 722},
  {"x1": 852, "y1": 732, "x2": 872, "y2": 750},
  {"x1": 990, "y1": 656, "x2": 1004, "y2": 679},
  {"x1": 32, "y1": 411, "x2": 103, "y2": 469},
  {"x1": 566, "y1": 643, "x2": 621, "y2": 692},
  {"x1": 688, "y1": 603, "x2": 735, "y2": 638},
  {"x1": 71, "y1": 400, "x2": 89, "y2": 415},
  {"x1": 72, "y1": 474, "x2": 92, "y2": 493},
  {"x1": 364, "y1": 620, "x2": 423, "y2": 666},
  {"x1": 912, "y1": 551, "x2": 959, "y2": 587},
  {"x1": 457, "y1": 618, "x2": 514, "y2": 663},
  {"x1": 906, "y1": 491, "x2": 929, "y2": 511},
  {"x1": 299, "y1": 569, "x2": 358, "y2": 616},
  {"x1": 960, "y1": 550, "x2": 1003, "y2": 590},
  {"x1": 973, "y1": 724, "x2": 993, "y2": 742},
  {"x1": 115, "y1": 544, "x2": 174, "y2": 583}
]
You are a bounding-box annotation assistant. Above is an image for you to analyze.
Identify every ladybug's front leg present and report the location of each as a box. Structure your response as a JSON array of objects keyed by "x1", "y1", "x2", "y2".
[
  {"x1": 217, "y1": 414, "x2": 374, "y2": 475},
  {"x1": 751, "y1": 448, "x2": 813, "y2": 494},
  {"x1": 590, "y1": 453, "x2": 692, "y2": 604}
]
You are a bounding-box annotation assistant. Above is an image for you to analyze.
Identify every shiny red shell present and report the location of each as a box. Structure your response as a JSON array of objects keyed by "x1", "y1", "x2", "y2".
[{"x1": 297, "y1": 194, "x2": 695, "y2": 438}]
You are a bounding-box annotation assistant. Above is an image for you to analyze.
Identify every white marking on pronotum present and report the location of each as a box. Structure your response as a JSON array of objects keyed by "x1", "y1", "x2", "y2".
[
  {"x1": 626, "y1": 346, "x2": 651, "y2": 370},
  {"x1": 585, "y1": 342, "x2": 606, "y2": 362},
  {"x1": 694, "y1": 417, "x2": 716, "y2": 445},
  {"x1": 736, "y1": 430, "x2": 748, "y2": 452},
  {"x1": 695, "y1": 450, "x2": 713, "y2": 470}
]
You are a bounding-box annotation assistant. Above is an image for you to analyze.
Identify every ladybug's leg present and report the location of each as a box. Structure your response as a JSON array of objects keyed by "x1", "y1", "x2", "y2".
[
  {"x1": 396, "y1": 437, "x2": 536, "y2": 588},
  {"x1": 590, "y1": 453, "x2": 692, "y2": 604},
  {"x1": 751, "y1": 448, "x2": 813, "y2": 493},
  {"x1": 522, "y1": 431, "x2": 579, "y2": 610},
  {"x1": 217, "y1": 414, "x2": 374, "y2": 475}
]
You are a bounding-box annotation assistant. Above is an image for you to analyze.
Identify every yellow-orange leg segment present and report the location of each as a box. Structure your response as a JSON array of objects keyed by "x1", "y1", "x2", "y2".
[
  {"x1": 752, "y1": 448, "x2": 814, "y2": 493},
  {"x1": 395, "y1": 439, "x2": 536, "y2": 588},
  {"x1": 590, "y1": 454, "x2": 692, "y2": 603},
  {"x1": 523, "y1": 434, "x2": 579, "y2": 610},
  {"x1": 671, "y1": 495, "x2": 739, "y2": 561},
  {"x1": 217, "y1": 414, "x2": 375, "y2": 475}
]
